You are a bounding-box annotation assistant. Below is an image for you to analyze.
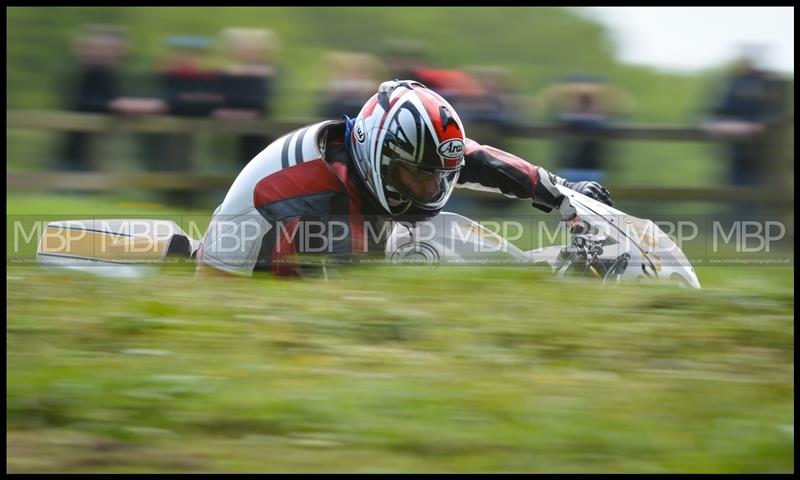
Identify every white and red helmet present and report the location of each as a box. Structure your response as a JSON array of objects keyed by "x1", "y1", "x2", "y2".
[{"x1": 349, "y1": 80, "x2": 466, "y2": 216}]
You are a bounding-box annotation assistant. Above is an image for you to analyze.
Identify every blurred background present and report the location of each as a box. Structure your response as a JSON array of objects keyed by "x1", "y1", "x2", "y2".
[
  {"x1": 6, "y1": 6, "x2": 794, "y2": 220},
  {"x1": 6, "y1": 7, "x2": 795, "y2": 473}
]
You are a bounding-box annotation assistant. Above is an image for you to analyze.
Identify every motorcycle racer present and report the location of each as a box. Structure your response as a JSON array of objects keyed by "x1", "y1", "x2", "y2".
[{"x1": 196, "y1": 79, "x2": 612, "y2": 277}]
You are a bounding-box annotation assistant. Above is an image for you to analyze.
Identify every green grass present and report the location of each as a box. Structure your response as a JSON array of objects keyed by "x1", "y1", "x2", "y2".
[
  {"x1": 6, "y1": 264, "x2": 794, "y2": 473},
  {"x1": 6, "y1": 192, "x2": 795, "y2": 473}
]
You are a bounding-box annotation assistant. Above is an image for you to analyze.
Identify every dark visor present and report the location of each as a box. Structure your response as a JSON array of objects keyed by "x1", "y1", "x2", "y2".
[{"x1": 386, "y1": 158, "x2": 462, "y2": 209}]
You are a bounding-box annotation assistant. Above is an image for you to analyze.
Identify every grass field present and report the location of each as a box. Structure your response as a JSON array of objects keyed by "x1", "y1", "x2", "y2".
[{"x1": 6, "y1": 193, "x2": 795, "y2": 473}]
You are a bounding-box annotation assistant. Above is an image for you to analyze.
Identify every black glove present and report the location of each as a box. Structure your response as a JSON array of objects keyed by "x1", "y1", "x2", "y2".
[
  {"x1": 531, "y1": 168, "x2": 613, "y2": 212},
  {"x1": 566, "y1": 181, "x2": 613, "y2": 207}
]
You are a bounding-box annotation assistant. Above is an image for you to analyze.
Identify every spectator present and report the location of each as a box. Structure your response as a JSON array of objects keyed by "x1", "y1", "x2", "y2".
[
  {"x1": 215, "y1": 27, "x2": 279, "y2": 167},
  {"x1": 382, "y1": 38, "x2": 430, "y2": 82},
  {"x1": 58, "y1": 24, "x2": 128, "y2": 171},
  {"x1": 159, "y1": 35, "x2": 224, "y2": 117},
  {"x1": 539, "y1": 75, "x2": 631, "y2": 183},
  {"x1": 702, "y1": 51, "x2": 788, "y2": 189},
  {"x1": 136, "y1": 35, "x2": 223, "y2": 206},
  {"x1": 318, "y1": 51, "x2": 385, "y2": 119},
  {"x1": 464, "y1": 65, "x2": 522, "y2": 151},
  {"x1": 465, "y1": 65, "x2": 518, "y2": 126},
  {"x1": 411, "y1": 67, "x2": 488, "y2": 113},
  {"x1": 143, "y1": 35, "x2": 223, "y2": 173}
]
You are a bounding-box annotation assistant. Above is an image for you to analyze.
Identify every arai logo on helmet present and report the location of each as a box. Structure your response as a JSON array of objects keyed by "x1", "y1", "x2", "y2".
[
  {"x1": 437, "y1": 139, "x2": 464, "y2": 159},
  {"x1": 354, "y1": 121, "x2": 366, "y2": 143}
]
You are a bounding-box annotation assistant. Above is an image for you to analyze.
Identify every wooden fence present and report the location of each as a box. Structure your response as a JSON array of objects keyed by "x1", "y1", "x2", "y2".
[
  {"x1": 7, "y1": 109, "x2": 744, "y2": 140},
  {"x1": 6, "y1": 109, "x2": 794, "y2": 209}
]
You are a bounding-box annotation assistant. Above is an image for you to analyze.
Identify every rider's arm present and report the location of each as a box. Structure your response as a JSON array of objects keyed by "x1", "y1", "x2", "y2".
[{"x1": 458, "y1": 138, "x2": 571, "y2": 212}]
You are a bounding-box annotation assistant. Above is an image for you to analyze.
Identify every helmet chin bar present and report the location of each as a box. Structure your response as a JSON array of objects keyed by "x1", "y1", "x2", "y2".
[
  {"x1": 384, "y1": 186, "x2": 444, "y2": 219},
  {"x1": 385, "y1": 187, "x2": 412, "y2": 216}
]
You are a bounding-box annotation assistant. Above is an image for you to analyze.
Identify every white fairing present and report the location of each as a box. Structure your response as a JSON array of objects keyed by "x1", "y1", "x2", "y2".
[
  {"x1": 36, "y1": 219, "x2": 199, "y2": 279},
  {"x1": 385, "y1": 186, "x2": 701, "y2": 288},
  {"x1": 385, "y1": 213, "x2": 532, "y2": 266},
  {"x1": 553, "y1": 185, "x2": 701, "y2": 288}
]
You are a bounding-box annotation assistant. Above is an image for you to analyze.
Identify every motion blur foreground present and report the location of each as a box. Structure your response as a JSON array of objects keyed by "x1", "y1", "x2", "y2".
[{"x1": 6, "y1": 7, "x2": 795, "y2": 474}]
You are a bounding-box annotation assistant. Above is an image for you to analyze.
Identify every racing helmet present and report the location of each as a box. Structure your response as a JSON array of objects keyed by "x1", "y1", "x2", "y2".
[{"x1": 349, "y1": 80, "x2": 466, "y2": 216}]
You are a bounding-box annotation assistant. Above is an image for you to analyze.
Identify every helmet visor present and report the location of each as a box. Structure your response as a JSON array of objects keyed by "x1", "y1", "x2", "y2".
[{"x1": 386, "y1": 158, "x2": 462, "y2": 210}]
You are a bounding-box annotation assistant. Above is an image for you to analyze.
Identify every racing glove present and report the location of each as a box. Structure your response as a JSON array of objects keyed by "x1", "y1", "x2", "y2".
[
  {"x1": 532, "y1": 167, "x2": 613, "y2": 213},
  {"x1": 568, "y1": 180, "x2": 613, "y2": 207}
]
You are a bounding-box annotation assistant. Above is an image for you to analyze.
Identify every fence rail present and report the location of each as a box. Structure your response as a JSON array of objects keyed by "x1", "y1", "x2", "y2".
[
  {"x1": 7, "y1": 109, "x2": 741, "y2": 141},
  {"x1": 8, "y1": 110, "x2": 311, "y2": 136},
  {"x1": 6, "y1": 110, "x2": 794, "y2": 209},
  {"x1": 6, "y1": 171, "x2": 793, "y2": 208}
]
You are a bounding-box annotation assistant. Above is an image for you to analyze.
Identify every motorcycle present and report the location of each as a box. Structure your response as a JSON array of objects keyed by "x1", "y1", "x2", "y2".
[
  {"x1": 36, "y1": 184, "x2": 701, "y2": 288},
  {"x1": 386, "y1": 184, "x2": 700, "y2": 288}
]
